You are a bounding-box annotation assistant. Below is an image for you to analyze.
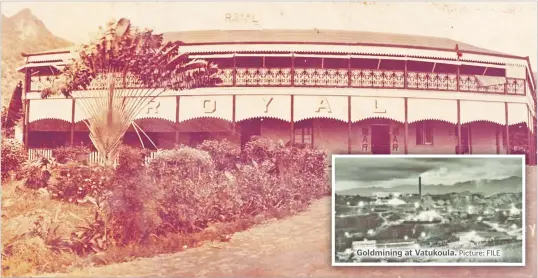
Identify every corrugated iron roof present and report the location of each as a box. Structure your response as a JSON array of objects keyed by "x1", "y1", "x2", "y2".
[
  {"x1": 162, "y1": 29, "x2": 508, "y2": 56},
  {"x1": 24, "y1": 29, "x2": 512, "y2": 59}
]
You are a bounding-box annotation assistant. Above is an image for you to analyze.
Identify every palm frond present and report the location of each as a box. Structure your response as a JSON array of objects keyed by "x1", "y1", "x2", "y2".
[{"x1": 38, "y1": 18, "x2": 221, "y2": 164}]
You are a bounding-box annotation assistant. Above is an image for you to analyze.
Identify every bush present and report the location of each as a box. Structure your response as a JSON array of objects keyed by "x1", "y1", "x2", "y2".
[
  {"x1": 146, "y1": 147, "x2": 222, "y2": 233},
  {"x1": 115, "y1": 145, "x2": 148, "y2": 175},
  {"x1": 21, "y1": 158, "x2": 52, "y2": 189},
  {"x1": 237, "y1": 139, "x2": 329, "y2": 215},
  {"x1": 52, "y1": 145, "x2": 92, "y2": 164},
  {"x1": 197, "y1": 139, "x2": 240, "y2": 171},
  {"x1": 105, "y1": 145, "x2": 158, "y2": 244},
  {"x1": 1, "y1": 138, "x2": 26, "y2": 181},
  {"x1": 148, "y1": 146, "x2": 214, "y2": 181},
  {"x1": 75, "y1": 139, "x2": 329, "y2": 256},
  {"x1": 50, "y1": 163, "x2": 114, "y2": 203},
  {"x1": 241, "y1": 137, "x2": 279, "y2": 164}
]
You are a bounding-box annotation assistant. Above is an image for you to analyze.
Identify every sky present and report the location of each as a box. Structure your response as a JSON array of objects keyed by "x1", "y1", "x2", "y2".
[
  {"x1": 1, "y1": 2, "x2": 537, "y2": 69},
  {"x1": 334, "y1": 156, "x2": 523, "y2": 191}
]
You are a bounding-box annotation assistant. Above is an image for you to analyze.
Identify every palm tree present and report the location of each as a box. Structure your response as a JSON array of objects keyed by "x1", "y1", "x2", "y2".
[{"x1": 41, "y1": 19, "x2": 220, "y2": 165}]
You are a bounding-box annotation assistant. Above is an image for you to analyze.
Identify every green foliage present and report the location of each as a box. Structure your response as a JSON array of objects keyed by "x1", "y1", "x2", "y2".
[
  {"x1": 50, "y1": 163, "x2": 114, "y2": 203},
  {"x1": 106, "y1": 145, "x2": 158, "y2": 244},
  {"x1": 197, "y1": 139, "x2": 240, "y2": 171},
  {"x1": 21, "y1": 158, "x2": 51, "y2": 189},
  {"x1": 2, "y1": 81, "x2": 23, "y2": 133},
  {"x1": 1, "y1": 138, "x2": 27, "y2": 181},
  {"x1": 52, "y1": 145, "x2": 92, "y2": 164},
  {"x1": 41, "y1": 18, "x2": 221, "y2": 99},
  {"x1": 16, "y1": 139, "x2": 329, "y2": 255},
  {"x1": 147, "y1": 147, "x2": 214, "y2": 181}
]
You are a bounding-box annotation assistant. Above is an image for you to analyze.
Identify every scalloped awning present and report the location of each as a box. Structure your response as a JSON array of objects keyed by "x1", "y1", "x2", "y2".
[
  {"x1": 351, "y1": 97, "x2": 405, "y2": 123},
  {"x1": 178, "y1": 95, "x2": 233, "y2": 123},
  {"x1": 507, "y1": 102, "x2": 529, "y2": 127},
  {"x1": 293, "y1": 95, "x2": 348, "y2": 122},
  {"x1": 235, "y1": 95, "x2": 291, "y2": 122},
  {"x1": 460, "y1": 100, "x2": 506, "y2": 125},
  {"x1": 407, "y1": 99, "x2": 458, "y2": 124},
  {"x1": 28, "y1": 98, "x2": 72, "y2": 123}
]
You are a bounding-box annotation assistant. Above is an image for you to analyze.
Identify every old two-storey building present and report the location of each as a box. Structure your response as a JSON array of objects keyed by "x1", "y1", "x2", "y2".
[{"x1": 18, "y1": 30, "x2": 536, "y2": 164}]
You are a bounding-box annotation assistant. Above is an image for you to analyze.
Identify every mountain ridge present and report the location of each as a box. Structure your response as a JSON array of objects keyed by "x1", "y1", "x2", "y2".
[
  {"x1": 1, "y1": 8, "x2": 72, "y2": 106},
  {"x1": 337, "y1": 176, "x2": 522, "y2": 196}
]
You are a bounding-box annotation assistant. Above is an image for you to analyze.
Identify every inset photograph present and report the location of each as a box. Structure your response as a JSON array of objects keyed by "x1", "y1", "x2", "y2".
[{"x1": 332, "y1": 155, "x2": 525, "y2": 266}]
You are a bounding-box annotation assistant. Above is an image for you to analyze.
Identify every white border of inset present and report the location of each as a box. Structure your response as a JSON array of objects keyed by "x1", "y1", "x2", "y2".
[{"x1": 331, "y1": 154, "x2": 526, "y2": 267}]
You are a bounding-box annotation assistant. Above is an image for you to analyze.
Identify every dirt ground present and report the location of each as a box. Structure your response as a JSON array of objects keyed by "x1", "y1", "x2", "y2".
[{"x1": 39, "y1": 166, "x2": 537, "y2": 278}]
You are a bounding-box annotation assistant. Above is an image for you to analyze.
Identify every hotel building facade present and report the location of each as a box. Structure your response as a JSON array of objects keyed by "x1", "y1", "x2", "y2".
[{"x1": 18, "y1": 30, "x2": 537, "y2": 164}]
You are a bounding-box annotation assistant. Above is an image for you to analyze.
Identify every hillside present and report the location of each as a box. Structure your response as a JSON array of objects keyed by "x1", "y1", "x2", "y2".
[
  {"x1": 1, "y1": 9, "x2": 72, "y2": 106},
  {"x1": 337, "y1": 176, "x2": 523, "y2": 196}
]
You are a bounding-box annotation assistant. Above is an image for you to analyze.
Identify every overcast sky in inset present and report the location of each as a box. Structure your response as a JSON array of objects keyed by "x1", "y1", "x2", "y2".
[
  {"x1": 334, "y1": 156, "x2": 523, "y2": 191},
  {"x1": 1, "y1": 2, "x2": 536, "y2": 69}
]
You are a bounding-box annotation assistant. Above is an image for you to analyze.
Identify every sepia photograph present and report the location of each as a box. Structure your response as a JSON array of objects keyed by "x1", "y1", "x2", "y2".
[
  {"x1": 332, "y1": 155, "x2": 526, "y2": 266},
  {"x1": 0, "y1": 1, "x2": 536, "y2": 277}
]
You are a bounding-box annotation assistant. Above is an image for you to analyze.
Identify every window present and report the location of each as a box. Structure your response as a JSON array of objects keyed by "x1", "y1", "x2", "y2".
[
  {"x1": 294, "y1": 121, "x2": 313, "y2": 146},
  {"x1": 416, "y1": 122, "x2": 433, "y2": 145}
]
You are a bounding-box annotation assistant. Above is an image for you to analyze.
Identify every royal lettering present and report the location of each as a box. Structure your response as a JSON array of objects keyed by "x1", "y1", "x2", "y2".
[
  {"x1": 224, "y1": 13, "x2": 259, "y2": 25},
  {"x1": 203, "y1": 99, "x2": 216, "y2": 113},
  {"x1": 262, "y1": 97, "x2": 273, "y2": 113},
  {"x1": 316, "y1": 97, "x2": 332, "y2": 113},
  {"x1": 146, "y1": 99, "x2": 160, "y2": 114},
  {"x1": 374, "y1": 99, "x2": 387, "y2": 113}
]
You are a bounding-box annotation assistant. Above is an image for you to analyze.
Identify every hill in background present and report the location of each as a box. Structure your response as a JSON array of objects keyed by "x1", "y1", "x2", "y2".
[
  {"x1": 337, "y1": 176, "x2": 523, "y2": 196},
  {"x1": 1, "y1": 8, "x2": 72, "y2": 106}
]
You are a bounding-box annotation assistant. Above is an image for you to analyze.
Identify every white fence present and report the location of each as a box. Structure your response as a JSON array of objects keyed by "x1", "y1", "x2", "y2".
[
  {"x1": 28, "y1": 149, "x2": 53, "y2": 161},
  {"x1": 27, "y1": 149, "x2": 158, "y2": 166},
  {"x1": 87, "y1": 151, "x2": 119, "y2": 166}
]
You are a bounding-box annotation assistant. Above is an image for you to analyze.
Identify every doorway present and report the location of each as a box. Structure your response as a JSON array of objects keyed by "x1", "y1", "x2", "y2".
[
  {"x1": 371, "y1": 124, "x2": 391, "y2": 154},
  {"x1": 240, "y1": 118, "x2": 262, "y2": 147}
]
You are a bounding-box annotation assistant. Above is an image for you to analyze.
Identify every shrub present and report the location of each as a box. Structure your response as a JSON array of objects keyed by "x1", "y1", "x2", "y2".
[
  {"x1": 148, "y1": 146, "x2": 214, "y2": 181},
  {"x1": 146, "y1": 147, "x2": 221, "y2": 233},
  {"x1": 105, "y1": 145, "x2": 158, "y2": 244},
  {"x1": 115, "y1": 145, "x2": 148, "y2": 175},
  {"x1": 50, "y1": 163, "x2": 114, "y2": 203},
  {"x1": 241, "y1": 136, "x2": 280, "y2": 164},
  {"x1": 197, "y1": 139, "x2": 240, "y2": 171},
  {"x1": 52, "y1": 145, "x2": 92, "y2": 164},
  {"x1": 1, "y1": 138, "x2": 26, "y2": 181},
  {"x1": 76, "y1": 139, "x2": 329, "y2": 256},
  {"x1": 21, "y1": 158, "x2": 52, "y2": 189}
]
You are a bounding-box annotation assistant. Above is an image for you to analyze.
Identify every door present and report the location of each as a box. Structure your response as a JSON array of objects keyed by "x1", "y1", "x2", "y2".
[
  {"x1": 371, "y1": 124, "x2": 391, "y2": 154},
  {"x1": 240, "y1": 119, "x2": 262, "y2": 147}
]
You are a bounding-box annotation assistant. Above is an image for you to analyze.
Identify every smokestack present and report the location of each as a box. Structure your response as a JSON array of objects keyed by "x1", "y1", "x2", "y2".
[{"x1": 418, "y1": 176, "x2": 422, "y2": 196}]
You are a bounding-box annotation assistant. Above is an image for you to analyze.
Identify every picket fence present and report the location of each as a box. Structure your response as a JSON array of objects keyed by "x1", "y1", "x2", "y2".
[
  {"x1": 27, "y1": 149, "x2": 159, "y2": 166},
  {"x1": 28, "y1": 149, "x2": 53, "y2": 161}
]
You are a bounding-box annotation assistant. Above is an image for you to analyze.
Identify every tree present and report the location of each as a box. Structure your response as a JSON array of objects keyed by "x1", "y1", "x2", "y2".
[
  {"x1": 2, "y1": 81, "x2": 23, "y2": 138},
  {"x1": 40, "y1": 18, "x2": 221, "y2": 165}
]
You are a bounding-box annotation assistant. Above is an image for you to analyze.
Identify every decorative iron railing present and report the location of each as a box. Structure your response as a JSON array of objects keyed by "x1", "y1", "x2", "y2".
[
  {"x1": 217, "y1": 68, "x2": 525, "y2": 95},
  {"x1": 28, "y1": 68, "x2": 526, "y2": 95}
]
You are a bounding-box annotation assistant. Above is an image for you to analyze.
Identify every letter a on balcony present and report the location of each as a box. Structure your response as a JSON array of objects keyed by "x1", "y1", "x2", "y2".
[{"x1": 316, "y1": 97, "x2": 332, "y2": 113}]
